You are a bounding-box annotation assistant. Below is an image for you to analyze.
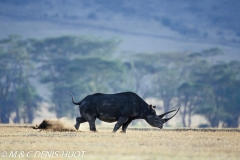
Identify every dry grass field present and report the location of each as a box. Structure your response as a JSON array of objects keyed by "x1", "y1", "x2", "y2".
[{"x1": 0, "y1": 124, "x2": 239, "y2": 160}]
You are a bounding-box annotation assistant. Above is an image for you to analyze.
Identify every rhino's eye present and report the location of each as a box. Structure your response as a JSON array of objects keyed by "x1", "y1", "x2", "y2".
[{"x1": 155, "y1": 118, "x2": 158, "y2": 121}]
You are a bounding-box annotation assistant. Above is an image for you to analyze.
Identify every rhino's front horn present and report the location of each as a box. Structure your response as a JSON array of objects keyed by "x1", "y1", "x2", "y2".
[
  {"x1": 161, "y1": 107, "x2": 180, "y2": 123},
  {"x1": 158, "y1": 109, "x2": 176, "y2": 118}
]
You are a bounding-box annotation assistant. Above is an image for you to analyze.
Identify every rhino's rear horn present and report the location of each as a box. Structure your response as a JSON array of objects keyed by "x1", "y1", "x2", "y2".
[{"x1": 162, "y1": 107, "x2": 180, "y2": 123}]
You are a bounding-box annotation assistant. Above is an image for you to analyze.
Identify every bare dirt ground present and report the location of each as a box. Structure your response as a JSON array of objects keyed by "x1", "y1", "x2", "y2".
[{"x1": 0, "y1": 124, "x2": 239, "y2": 160}]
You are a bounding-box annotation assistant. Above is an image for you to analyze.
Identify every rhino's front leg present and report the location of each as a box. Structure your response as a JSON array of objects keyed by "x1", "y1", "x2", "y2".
[
  {"x1": 121, "y1": 119, "x2": 132, "y2": 133},
  {"x1": 112, "y1": 117, "x2": 128, "y2": 133}
]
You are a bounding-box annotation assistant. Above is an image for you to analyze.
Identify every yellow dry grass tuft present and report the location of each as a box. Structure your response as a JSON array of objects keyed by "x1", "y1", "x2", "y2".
[{"x1": 0, "y1": 125, "x2": 239, "y2": 160}]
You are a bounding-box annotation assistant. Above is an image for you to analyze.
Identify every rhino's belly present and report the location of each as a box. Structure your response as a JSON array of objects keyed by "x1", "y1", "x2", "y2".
[
  {"x1": 96, "y1": 104, "x2": 122, "y2": 123},
  {"x1": 97, "y1": 114, "x2": 118, "y2": 123}
]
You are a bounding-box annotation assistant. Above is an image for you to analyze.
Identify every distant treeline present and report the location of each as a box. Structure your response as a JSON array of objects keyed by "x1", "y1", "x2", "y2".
[{"x1": 0, "y1": 35, "x2": 239, "y2": 127}]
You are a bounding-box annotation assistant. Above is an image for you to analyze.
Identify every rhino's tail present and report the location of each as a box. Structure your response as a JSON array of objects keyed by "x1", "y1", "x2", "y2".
[{"x1": 69, "y1": 93, "x2": 81, "y2": 105}]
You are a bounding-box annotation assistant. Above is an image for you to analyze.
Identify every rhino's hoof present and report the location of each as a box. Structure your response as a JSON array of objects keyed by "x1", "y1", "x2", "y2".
[
  {"x1": 120, "y1": 131, "x2": 126, "y2": 133},
  {"x1": 74, "y1": 124, "x2": 79, "y2": 130}
]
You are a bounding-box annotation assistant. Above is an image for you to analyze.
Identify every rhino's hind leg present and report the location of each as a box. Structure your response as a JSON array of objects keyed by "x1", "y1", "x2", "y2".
[
  {"x1": 121, "y1": 119, "x2": 132, "y2": 133},
  {"x1": 75, "y1": 117, "x2": 87, "y2": 130},
  {"x1": 89, "y1": 119, "x2": 98, "y2": 132},
  {"x1": 112, "y1": 117, "x2": 128, "y2": 133},
  {"x1": 83, "y1": 114, "x2": 98, "y2": 132}
]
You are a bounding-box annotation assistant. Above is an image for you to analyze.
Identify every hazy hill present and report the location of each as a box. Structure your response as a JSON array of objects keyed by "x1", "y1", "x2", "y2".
[{"x1": 0, "y1": 0, "x2": 239, "y2": 58}]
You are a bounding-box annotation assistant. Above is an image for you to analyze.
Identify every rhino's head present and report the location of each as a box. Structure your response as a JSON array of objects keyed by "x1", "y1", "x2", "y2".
[{"x1": 145, "y1": 105, "x2": 180, "y2": 129}]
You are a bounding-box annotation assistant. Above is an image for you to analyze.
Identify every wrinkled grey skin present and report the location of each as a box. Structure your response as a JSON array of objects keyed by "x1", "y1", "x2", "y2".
[{"x1": 70, "y1": 92, "x2": 179, "y2": 133}]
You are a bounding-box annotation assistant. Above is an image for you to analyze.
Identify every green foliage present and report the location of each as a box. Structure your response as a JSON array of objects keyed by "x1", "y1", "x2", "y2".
[
  {"x1": 0, "y1": 35, "x2": 239, "y2": 128},
  {"x1": 31, "y1": 36, "x2": 125, "y2": 118},
  {"x1": 182, "y1": 52, "x2": 240, "y2": 127},
  {"x1": 0, "y1": 35, "x2": 41, "y2": 123}
]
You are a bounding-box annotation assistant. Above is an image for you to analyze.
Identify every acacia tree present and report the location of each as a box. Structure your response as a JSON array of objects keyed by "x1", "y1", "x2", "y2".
[
  {"x1": 178, "y1": 48, "x2": 240, "y2": 128},
  {"x1": 31, "y1": 36, "x2": 125, "y2": 118},
  {"x1": 122, "y1": 55, "x2": 156, "y2": 98},
  {"x1": 178, "y1": 82, "x2": 202, "y2": 127},
  {"x1": 194, "y1": 61, "x2": 240, "y2": 127},
  {"x1": 143, "y1": 53, "x2": 187, "y2": 116},
  {"x1": 0, "y1": 35, "x2": 41, "y2": 123},
  {"x1": 123, "y1": 49, "x2": 239, "y2": 128},
  {"x1": 176, "y1": 50, "x2": 214, "y2": 127},
  {"x1": 222, "y1": 61, "x2": 240, "y2": 127},
  {"x1": 122, "y1": 52, "x2": 188, "y2": 127}
]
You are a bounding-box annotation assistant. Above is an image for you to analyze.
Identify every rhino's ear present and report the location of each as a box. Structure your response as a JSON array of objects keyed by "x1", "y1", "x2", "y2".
[
  {"x1": 153, "y1": 106, "x2": 156, "y2": 109},
  {"x1": 148, "y1": 105, "x2": 152, "y2": 110}
]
